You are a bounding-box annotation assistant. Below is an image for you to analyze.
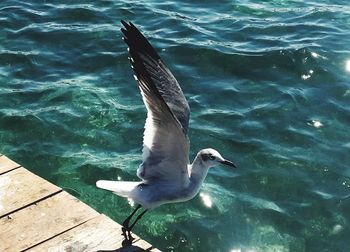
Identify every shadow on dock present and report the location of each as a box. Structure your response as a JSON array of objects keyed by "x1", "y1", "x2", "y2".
[{"x1": 97, "y1": 245, "x2": 153, "y2": 252}]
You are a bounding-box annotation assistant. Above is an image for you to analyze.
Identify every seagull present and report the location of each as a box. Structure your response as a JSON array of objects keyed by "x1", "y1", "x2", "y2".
[{"x1": 96, "y1": 20, "x2": 236, "y2": 236}]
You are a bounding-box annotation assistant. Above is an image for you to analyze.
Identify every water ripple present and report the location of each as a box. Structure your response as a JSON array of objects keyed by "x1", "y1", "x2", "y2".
[{"x1": 1, "y1": 1, "x2": 350, "y2": 251}]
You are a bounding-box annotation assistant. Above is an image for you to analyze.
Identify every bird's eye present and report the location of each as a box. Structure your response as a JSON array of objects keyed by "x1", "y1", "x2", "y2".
[{"x1": 202, "y1": 154, "x2": 215, "y2": 161}]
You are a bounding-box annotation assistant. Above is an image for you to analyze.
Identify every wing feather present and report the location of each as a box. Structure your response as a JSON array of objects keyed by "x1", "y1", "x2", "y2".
[
  {"x1": 121, "y1": 20, "x2": 190, "y2": 184},
  {"x1": 121, "y1": 20, "x2": 190, "y2": 134}
]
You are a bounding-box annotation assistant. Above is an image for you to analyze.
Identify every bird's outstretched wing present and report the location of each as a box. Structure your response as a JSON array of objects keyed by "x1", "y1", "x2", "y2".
[
  {"x1": 121, "y1": 20, "x2": 190, "y2": 134},
  {"x1": 121, "y1": 20, "x2": 190, "y2": 184}
]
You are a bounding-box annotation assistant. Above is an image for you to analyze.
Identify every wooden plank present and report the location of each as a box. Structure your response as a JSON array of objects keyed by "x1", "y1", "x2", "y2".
[
  {"x1": 134, "y1": 239, "x2": 161, "y2": 252},
  {"x1": 0, "y1": 155, "x2": 158, "y2": 251},
  {"x1": 0, "y1": 191, "x2": 99, "y2": 252},
  {"x1": 0, "y1": 167, "x2": 61, "y2": 217},
  {"x1": 29, "y1": 214, "x2": 158, "y2": 252},
  {"x1": 0, "y1": 155, "x2": 21, "y2": 174}
]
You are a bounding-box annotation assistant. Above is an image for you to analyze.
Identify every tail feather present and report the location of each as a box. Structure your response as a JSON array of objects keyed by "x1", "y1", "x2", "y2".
[{"x1": 96, "y1": 180, "x2": 140, "y2": 198}]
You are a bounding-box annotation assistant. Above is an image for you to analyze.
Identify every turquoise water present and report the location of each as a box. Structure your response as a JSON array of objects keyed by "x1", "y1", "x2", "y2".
[{"x1": 1, "y1": 0, "x2": 350, "y2": 251}]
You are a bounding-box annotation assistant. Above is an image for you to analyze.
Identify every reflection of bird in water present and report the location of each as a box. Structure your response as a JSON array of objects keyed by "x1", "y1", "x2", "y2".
[{"x1": 96, "y1": 20, "x2": 236, "y2": 241}]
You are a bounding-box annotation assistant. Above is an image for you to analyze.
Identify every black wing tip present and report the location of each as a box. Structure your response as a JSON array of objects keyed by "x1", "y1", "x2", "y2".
[
  {"x1": 121, "y1": 19, "x2": 137, "y2": 28},
  {"x1": 120, "y1": 21, "x2": 161, "y2": 97},
  {"x1": 121, "y1": 20, "x2": 133, "y2": 29},
  {"x1": 120, "y1": 20, "x2": 160, "y2": 60}
]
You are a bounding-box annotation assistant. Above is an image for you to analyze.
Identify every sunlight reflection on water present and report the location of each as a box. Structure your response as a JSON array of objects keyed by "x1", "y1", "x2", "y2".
[
  {"x1": 346, "y1": 59, "x2": 350, "y2": 72},
  {"x1": 199, "y1": 192, "x2": 213, "y2": 208},
  {"x1": 1, "y1": 1, "x2": 350, "y2": 251}
]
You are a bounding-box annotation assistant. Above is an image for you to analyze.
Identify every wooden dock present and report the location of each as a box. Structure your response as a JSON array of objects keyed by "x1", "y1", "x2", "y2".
[{"x1": 0, "y1": 154, "x2": 159, "y2": 252}]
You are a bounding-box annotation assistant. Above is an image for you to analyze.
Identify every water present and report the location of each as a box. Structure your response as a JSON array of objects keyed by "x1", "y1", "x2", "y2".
[{"x1": 1, "y1": 1, "x2": 350, "y2": 251}]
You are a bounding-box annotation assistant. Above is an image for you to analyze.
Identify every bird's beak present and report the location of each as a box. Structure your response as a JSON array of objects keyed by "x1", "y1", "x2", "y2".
[{"x1": 220, "y1": 159, "x2": 237, "y2": 168}]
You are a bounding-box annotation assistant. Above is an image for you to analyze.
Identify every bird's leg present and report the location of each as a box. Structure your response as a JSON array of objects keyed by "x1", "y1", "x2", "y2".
[
  {"x1": 122, "y1": 204, "x2": 142, "y2": 230},
  {"x1": 121, "y1": 228, "x2": 133, "y2": 247},
  {"x1": 128, "y1": 209, "x2": 148, "y2": 232},
  {"x1": 121, "y1": 205, "x2": 145, "y2": 247}
]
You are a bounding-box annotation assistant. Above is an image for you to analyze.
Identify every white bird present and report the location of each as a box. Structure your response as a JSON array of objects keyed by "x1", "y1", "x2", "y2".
[{"x1": 96, "y1": 20, "x2": 236, "y2": 235}]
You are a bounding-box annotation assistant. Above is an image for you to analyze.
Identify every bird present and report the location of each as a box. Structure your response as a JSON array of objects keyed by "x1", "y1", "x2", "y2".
[{"x1": 96, "y1": 20, "x2": 236, "y2": 237}]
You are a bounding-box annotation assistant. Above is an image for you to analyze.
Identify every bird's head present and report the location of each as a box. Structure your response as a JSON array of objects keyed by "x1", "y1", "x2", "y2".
[{"x1": 197, "y1": 148, "x2": 236, "y2": 169}]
